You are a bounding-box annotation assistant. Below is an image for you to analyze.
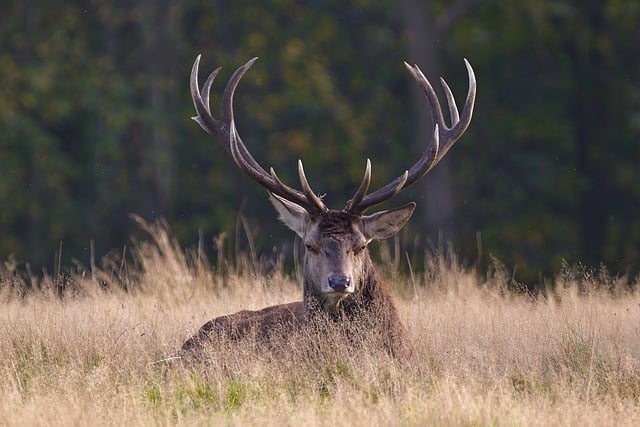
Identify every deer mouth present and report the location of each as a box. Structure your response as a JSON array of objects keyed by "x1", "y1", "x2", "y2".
[
  {"x1": 325, "y1": 290, "x2": 352, "y2": 298},
  {"x1": 320, "y1": 287, "x2": 354, "y2": 305},
  {"x1": 322, "y1": 276, "x2": 354, "y2": 309}
]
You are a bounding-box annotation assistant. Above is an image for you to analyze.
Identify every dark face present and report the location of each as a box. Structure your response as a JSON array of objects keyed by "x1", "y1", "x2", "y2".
[
  {"x1": 268, "y1": 194, "x2": 416, "y2": 313},
  {"x1": 302, "y1": 211, "x2": 369, "y2": 311}
]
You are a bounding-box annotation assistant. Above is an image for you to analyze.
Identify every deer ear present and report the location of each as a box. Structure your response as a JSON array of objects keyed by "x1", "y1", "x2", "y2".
[
  {"x1": 269, "y1": 193, "x2": 309, "y2": 237},
  {"x1": 362, "y1": 203, "x2": 415, "y2": 241}
]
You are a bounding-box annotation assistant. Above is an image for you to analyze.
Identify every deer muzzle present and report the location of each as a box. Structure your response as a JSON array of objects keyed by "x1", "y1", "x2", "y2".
[{"x1": 327, "y1": 275, "x2": 352, "y2": 294}]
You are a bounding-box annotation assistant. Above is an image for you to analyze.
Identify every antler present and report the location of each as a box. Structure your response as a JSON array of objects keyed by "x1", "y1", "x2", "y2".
[
  {"x1": 190, "y1": 55, "x2": 327, "y2": 214},
  {"x1": 345, "y1": 59, "x2": 476, "y2": 214}
]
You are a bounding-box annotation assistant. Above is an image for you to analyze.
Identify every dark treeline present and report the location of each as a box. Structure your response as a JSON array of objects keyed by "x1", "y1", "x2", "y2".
[{"x1": 1, "y1": 1, "x2": 639, "y2": 285}]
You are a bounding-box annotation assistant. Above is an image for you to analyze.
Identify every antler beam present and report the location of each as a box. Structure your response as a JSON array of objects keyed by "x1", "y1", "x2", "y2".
[
  {"x1": 191, "y1": 55, "x2": 476, "y2": 216},
  {"x1": 345, "y1": 59, "x2": 476, "y2": 214},
  {"x1": 190, "y1": 55, "x2": 327, "y2": 214}
]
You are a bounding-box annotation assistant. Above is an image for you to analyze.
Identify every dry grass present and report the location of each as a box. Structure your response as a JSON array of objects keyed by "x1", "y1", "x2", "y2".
[{"x1": 1, "y1": 223, "x2": 640, "y2": 426}]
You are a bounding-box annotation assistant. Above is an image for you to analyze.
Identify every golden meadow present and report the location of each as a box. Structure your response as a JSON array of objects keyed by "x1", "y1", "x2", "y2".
[{"x1": 1, "y1": 221, "x2": 640, "y2": 426}]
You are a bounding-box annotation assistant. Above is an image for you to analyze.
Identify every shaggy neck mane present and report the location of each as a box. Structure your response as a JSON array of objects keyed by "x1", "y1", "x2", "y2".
[{"x1": 302, "y1": 253, "x2": 410, "y2": 359}]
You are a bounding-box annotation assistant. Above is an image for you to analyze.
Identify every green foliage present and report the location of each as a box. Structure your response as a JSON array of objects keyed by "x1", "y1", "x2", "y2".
[
  {"x1": 1, "y1": 0, "x2": 639, "y2": 285},
  {"x1": 452, "y1": 0, "x2": 640, "y2": 281},
  {"x1": 144, "y1": 382, "x2": 163, "y2": 406},
  {"x1": 225, "y1": 379, "x2": 246, "y2": 411}
]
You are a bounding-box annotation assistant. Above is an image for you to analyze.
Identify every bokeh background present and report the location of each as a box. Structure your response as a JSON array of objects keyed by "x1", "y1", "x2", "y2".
[{"x1": 1, "y1": 1, "x2": 639, "y2": 285}]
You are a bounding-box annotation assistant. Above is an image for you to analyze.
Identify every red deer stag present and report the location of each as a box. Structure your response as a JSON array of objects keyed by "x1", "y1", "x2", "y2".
[{"x1": 182, "y1": 55, "x2": 476, "y2": 359}]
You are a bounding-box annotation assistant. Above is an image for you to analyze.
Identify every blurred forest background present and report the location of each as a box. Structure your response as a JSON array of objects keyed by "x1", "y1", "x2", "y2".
[{"x1": 1, "y1": 0, "x2": 639, "y2": 285}]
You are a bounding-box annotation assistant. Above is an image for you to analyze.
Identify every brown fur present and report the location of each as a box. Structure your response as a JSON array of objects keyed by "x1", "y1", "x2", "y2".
[
  {"x1": 181, "y1": 301, "x2": 304, "y2": 353},
  {"x1": 181, "y1": 209, "x2": 414, "y2": 360},
  {"x1": 314, "y1": 210, "x2": 359, "y2": 235},
  {"x1": 302, "y1": 237, "x2": 414, "y2": 359}
]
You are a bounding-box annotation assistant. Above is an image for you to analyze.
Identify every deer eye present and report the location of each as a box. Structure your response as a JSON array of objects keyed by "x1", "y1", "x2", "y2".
[
  {"x1": 305, "y1": 243, "x2": 320, "y2": 254},
  {"x1": 352, "y1": 244, "x2": 367, "y2": 254}
]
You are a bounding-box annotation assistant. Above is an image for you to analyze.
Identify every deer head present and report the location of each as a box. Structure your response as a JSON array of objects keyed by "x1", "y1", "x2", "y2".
[{"x1": 190, "y1": 54, "x2": 476, "y2": 316}]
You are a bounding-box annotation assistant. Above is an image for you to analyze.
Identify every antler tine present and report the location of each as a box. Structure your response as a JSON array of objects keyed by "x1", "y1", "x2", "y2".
[
  {"x1": 348, "y1": 60, "x2": 476, "y2": 214},
  {"x1": 426, "y1": 58, "x2": 476, "y2": 162},
  {"x1": 200, "y1": 65, "x2": 219, "y2": 113},
  {"x1": 344, "y1": 159, "x2": 372, "y2": 212},
  {"x1": 440, "y1": 77, "x2": 460, "y2": 126},
  {"x1": 297, "y1": 160, "x2": 327, "y2": 212},
  {"x1": 454, "y1": 58, "x2": 477, "y2": 139},
  {"x1": 405, "y1": 63, "x2": 447, "y2": 130},
  {"x1": 192, "y1": 55, "x2": 327, "y2": 214},
  {"x1": 229, "y1": 120, "x2": 325, "y2": 213},
  {"x1": 219, "y1": 57, "x2": 266, "y2": 174},
  {"x1": 190, "y1": 54, "x2": 260, "y2": 164},
  {"x1": 190, "y1": 55, "x2": 222, "y2": 139}
]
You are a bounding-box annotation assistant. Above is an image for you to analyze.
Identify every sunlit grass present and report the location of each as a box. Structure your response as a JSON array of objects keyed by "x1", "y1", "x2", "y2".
[{"x1": 1, "y1": 221, "x2": 640, "y2": 426}]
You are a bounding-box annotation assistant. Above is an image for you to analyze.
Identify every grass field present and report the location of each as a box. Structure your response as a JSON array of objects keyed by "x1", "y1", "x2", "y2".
[{"x1": 2, "y1": 222, "x2": 640, "y2": 426}]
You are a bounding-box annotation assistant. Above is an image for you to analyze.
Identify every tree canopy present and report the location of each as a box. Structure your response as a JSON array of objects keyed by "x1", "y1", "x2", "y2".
[{"x1": 1, "y1": 0, "x2": 639, "y2": 285}]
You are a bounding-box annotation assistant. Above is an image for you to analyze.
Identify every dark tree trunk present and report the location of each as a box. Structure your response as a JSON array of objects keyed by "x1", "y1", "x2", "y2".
[
  {"x1": 398, "y1": 0, "x2": 479, "y2": 244},
  {"x1": 398, "y1": 0, "x2": 454, "y2": 243},
  {"x1": 139, "y1": 0, "x2": 176, "y2": 218},
  {"x1": 569, "y1": 8, "x2": 610, "y2": 266}
]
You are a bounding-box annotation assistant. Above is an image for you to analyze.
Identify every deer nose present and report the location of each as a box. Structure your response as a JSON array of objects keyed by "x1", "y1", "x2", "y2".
[{"x1": 328, "y1": 275, "x2": 350, "y2": 293}]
